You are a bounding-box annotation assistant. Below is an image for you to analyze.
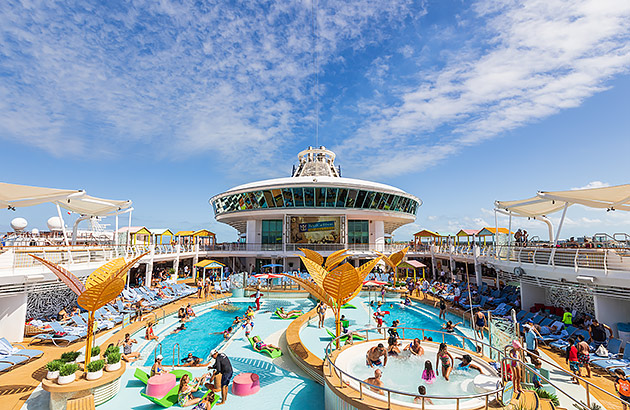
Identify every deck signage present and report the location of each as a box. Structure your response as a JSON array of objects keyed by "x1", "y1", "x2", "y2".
[{"x1": 290, "y1": 216, "x2": 341, "y2": 244}]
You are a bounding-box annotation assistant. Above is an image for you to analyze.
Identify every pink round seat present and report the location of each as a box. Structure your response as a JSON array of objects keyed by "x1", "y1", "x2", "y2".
[
  {"x1": 146, "y1": 373, "x2": 176, "y2": 398},
  {"x1": 232, "y1": 372, "x2": 260, "y2": 396}
]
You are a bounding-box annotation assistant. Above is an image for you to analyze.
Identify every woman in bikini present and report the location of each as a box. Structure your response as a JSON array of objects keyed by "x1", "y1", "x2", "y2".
[
  {"x1": 145, "y1": 322, "x2": 159, "y2": 341},
  {"x1": 277, "y1": 307, "x2": 302, "y2": 319},
  {"x1": 317, "y1": 302, "x2": 326, "y2": 329},
  {"x1": 177, "y1": 373, "x2": 209, "y2": 407},
  {"x1": 435, "y1": 343, "x2": 454, "y2": 380},
  {"x1": 252, "y1": 336, "x2": 280, "y2": 352}
]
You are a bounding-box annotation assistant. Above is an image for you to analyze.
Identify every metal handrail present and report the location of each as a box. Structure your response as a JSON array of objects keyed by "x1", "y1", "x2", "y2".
[
  {"x1": 324, "y1": 326, "x2": 506, "y2": 409},
  {"x1": 510, "y1": 345, "x2": 630, "y2": 410}
]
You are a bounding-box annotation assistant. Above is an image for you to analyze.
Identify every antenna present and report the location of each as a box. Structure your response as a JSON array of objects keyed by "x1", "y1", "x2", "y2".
[{"x1": 312, "y1": 0, "x2": 319, "y2": 147}]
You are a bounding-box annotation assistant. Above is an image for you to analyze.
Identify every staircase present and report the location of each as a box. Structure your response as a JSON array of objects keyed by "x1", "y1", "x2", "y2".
[{"x1": 510, "y1": 390, "x2": 567, "y2": 410}]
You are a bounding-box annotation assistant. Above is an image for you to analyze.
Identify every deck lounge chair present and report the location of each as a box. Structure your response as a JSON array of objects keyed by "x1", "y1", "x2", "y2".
[
  {"x1": 590, "y1": 338, "x2": 623, "y2": 361},
  {"x1": 248, "y1": 336, "x2": 282, "y2": 358},
  {"x1": 28, "y1": 322, "x2": 83, "y2": 346},
  {"x1": 591, "y1": 345, "x2": 630, "y2": 371},
  {"x1": 0, "y1": 338, "x2": 43, "y2": 361}
]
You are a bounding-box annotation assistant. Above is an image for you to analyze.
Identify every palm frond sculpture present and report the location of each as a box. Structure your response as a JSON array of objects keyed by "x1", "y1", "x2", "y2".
[
  {"x1": 376, "y1": 246, "x2": 409, "y2": 284},
  {"x1": 30, "y1": 253, "x2": 147, "y2": 365},
  {"x1": 280, "y1": 249, "x2": 381, "y2": 347}
]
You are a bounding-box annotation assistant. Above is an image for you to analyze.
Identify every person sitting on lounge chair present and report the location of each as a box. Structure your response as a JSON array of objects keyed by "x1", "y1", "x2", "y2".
[{"x1": 276, "y1": 307, "x2": 302, "y2": 319}]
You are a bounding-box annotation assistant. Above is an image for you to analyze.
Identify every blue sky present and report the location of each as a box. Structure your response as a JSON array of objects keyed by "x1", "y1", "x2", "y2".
[{"x1": 1, "y1": 0, "x2": 630, "y2": 242}]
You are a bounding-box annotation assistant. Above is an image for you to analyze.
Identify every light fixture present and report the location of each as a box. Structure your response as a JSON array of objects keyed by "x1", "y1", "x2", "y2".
[{"x1": 576, "y1": 275, "x2": 595, "y2": 283}]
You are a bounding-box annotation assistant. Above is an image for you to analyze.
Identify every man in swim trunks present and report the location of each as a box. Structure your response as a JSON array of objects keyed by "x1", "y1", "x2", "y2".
[
  {"x1": 366, "y1": 343, "x2": 388, "y2": 367},
  {"x1": 364, "y1": 368, "x2": 384, "y2": 394},
  {"x1": 207, "y1": 350, "x2": 232, "y2": 406}
]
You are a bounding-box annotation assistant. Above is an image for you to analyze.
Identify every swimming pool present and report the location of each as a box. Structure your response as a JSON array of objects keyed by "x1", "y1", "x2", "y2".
[
  {"x1": 334, "y1": 340, "x2": 498, "y2": 409},
  {"x1": 143, "y1": 298, "x2": 316, "y2": 366},
  {"x1": 143, "y1": 302, "x2": 252, "y2": 366}
]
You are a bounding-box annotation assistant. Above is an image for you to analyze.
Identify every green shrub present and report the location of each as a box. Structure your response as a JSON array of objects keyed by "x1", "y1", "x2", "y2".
[
  {"x1": 60, "y1": 351, "x2": 80, "y2": 362},
  {"x1": 104, "y1": 344, "x2": 118, "y2": 356},
  {"x1": 532, "y1": 388, "x2": 559, "y2": 406},
  {"x1": 86, "y1": 359, "x2": 105, "y2": 373},
  {"x1": 59, "y1": 363, "x2": 78, "y2": 377},
  {"x1": 91, "y1": 346, "x2": 101, "y2": 356},
  {"x1": 46, "y1": 360, "x2": 63, "y2": 372},
  {"x1": 106, "y1": 351, "x2": 121, "y2": 364}
]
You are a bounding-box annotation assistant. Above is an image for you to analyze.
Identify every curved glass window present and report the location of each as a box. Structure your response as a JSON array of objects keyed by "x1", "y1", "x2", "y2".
[
  {"x1": 212, "y1": 187, "x2": 418, "y2": 217},
  {"x1": 304, "y1": 188, "x2": 315, "y2": 206}
]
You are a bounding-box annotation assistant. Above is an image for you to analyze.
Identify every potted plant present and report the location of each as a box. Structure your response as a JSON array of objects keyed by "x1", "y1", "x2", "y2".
[
  {"x1": 90, "y1": 346, "x2": 101, "y2": 361},
  {"x1": 57, "y1": 363, "x2": 79, "y2": 385},
  {"x1": 105, "y1": 351, "x2": 122, "y2": 372},
  {"x1": 86, "y1": 359, "x2": 105, "y2": 380},
  {"x1": 45, "y1": 360, "x2": 63, "y2": 380},
  {"x1": 60, "y1": 351, "x2": 81, "y2": 363}
]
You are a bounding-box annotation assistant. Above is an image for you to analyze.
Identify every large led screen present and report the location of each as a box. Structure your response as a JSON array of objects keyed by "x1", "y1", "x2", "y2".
[{"x1": 289, "y1": 216, "x2": 341, "y2": 244}]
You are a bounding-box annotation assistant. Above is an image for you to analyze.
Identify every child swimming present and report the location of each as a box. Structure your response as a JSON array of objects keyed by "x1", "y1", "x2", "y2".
[{"x1": 422, "y1": 360, "x2": 436, "y2": 384}]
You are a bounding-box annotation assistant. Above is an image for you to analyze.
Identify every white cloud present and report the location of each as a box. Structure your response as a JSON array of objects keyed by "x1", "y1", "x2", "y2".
[
  {"x1": 571, "y1": 181, "x2": 610, "y2": 190},
  {"x1": 339, "y1": 0, "x2": 630, "y2": 177}
]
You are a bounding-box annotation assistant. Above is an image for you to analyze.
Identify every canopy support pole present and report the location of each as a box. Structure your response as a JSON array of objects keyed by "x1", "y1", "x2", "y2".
[
  {"x1": 71, "y1": 215, "x2": 91, "y2": 245},
  {"x1": 56, "y1": 204, "x2": 73, "y2": 264},
  {"x1": 127, "y1": 209, "x2": 133, "y2": 254},
  {"x1": 553, "y1": 203, "x2": 569, "y2": 247}
]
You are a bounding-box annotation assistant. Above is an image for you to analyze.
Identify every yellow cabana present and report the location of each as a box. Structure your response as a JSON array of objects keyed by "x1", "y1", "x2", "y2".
[
  {"x1": 176, "y1": 229, "x2": 216, "y2": 246},
  {"x1": 116, "y1": 226, "x2": 151, "y2": 245},
  {"x1": 477, "y1": 227, "x2": 512, "y2": 245},
  {"x1": 194, "y1": 259, "x2": 226, "y2": 283},
  {"x1": 413, "y1": 229, "x2": 441, "y2": 246},
  {"x1": 398, "y1": 260, "x2": 427, "y2": 280},
  {"x1": 150, "y1": 228, "x2": 174, "y2": 244}
]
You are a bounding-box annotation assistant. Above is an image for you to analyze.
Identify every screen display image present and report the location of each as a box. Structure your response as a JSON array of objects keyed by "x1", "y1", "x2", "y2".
[{"x1": 289, "y1": 216, "x2": 341, "y2": 244}]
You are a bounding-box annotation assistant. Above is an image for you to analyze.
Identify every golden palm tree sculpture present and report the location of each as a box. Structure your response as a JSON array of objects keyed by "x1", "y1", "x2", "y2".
[
  {"x1": 376, "y1": 246, "x2": 409, "y2": 285},
  {"x1": 280, "y1": 248, "x2": 381, "y2": 347},
  {"x1": 30, "y1": 253, "x2": 147, "y2": 365}
]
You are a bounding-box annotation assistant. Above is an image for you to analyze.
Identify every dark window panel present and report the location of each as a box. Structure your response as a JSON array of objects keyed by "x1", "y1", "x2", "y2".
[
  {"x1": 303, "y1": 188, "x2": 315, "y2": 207},
  {"x1": 362, "y1": 191, "x2": 376, "y2": 209},
  {"x1": 377, "y1": 193, "x2": 389, "y2": 210},
  {"x1": 292, "y1": 187, "x2": 304, "y2": 207},
  {"x1": 263, "y1": 190, "x2": 276, "y2": 208},
  {"x1": 371, "y1": 192, "x2": 382, "y2": 209},
  {"x1": 346, "y1": 189, "x2": 358, "y2": 207},
  {"x1": 282, "y1": 188, "x2": 294, "y2": 207},
  {"x1": 337, "y1": 188, "x2": 348, "y2": 207},
  {"x1": 255, "y1": 191, "x2": 267, "y2": 208},
  {"x1": 355, "y1": 190, "x2": 367, "y2": 208},
  {"x1": 315, "y1": 188, "x2": 326, "y2": 207},
  {"x1": 325, "y1": 188, "x2": 338, "y2": 207}
]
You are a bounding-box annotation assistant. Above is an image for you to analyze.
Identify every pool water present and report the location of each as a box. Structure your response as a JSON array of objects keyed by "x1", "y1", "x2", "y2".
[
  {"x1": 365, "y1": 302, "x2": 477, "y2": 350},
  {"x1": 144, "y1": 302, "x2": 252, "y2": 366},
  {"x1": 348, "y1": 349, "x2": 478, "y2": 403}
]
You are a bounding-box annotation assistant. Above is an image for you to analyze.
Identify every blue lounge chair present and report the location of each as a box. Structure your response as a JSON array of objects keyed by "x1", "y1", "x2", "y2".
[
  {"x1": 0, "y1": 338, "x2": 43, "y2": 360},
  {"x1": 590, "y1": 338, "x2": 623, "y2": 361},
  {"x1": 29, "y1": 322, "x2": 84, "y2": 346},
  {"x1": 591, "y1": 345, "x2": 630, "y2": 371},
  {"x1": 550, "y1": 329, "x2": 590, "y2": 350},
  {"x1": 0, "y1": 362, "x2": 13, "y2": 372},
  {"x1": 531, "y1": 315, "x2": 545, "y2": 325},
  {"x1": 518, "y1": 312, "x2": 534, "y2": 323},
  {"x1": 515, "y1": 310, "x2": 527, "y2": 321},
  {"x1": 539, "y1": 318, "x2": 554, "y2": 327}
]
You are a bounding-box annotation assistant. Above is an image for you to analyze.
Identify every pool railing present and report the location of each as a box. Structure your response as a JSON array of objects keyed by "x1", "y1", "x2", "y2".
[{"x1": 324, "y1": 326, "x2": 506, "y2": 410}]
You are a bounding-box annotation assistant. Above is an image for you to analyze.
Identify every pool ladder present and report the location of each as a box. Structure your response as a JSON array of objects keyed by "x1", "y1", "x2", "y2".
[
  {"x1": 153, "y1": 343, "x2": 162, "y2": 360},
  {"x1": 172, "y1": 343, "x2": 180, "y2": 369}
]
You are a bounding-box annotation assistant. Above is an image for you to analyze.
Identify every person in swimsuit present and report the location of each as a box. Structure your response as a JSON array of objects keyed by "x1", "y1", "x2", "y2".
[
  {"x1": 404, "y1": 338, "x2": 424, "y2": 356},
  {"x1": 576, "y1": 334, "x2": 591, "y2": 378},
  {"x1": 151, "y1": 355, "x2": 168, "y2": 377},
  {"x1": 434, "y1": 298, "x2": 447, "y2": 320},
  {"x1": 251, "y1": 336, "x2": 280, "y2": 352},
  {"x1": 366, "y1": 343, "x2": 388, "y2": 367},
  {"x1": 413, "y1": 385, "x2": 433, "y2": 404},
  {"x1": 117, "y1": 333, "x2": 140, "y2": 362},
  {"x1": 387, "y1": 320, "x2": 400, "y2": 339},
  {"x1": 277, "y1": 307, "x2": 303, "y2": 319},
  {"x1": 474, "y1": 311, "x2": 487, "y2": 340},
  {"x1": 435, "y1": 343, "x2": 454, "y2": 380},
  {"x1": 145, "y1": 322, "x2": 159, "y2": 341},
  {"x1": 177, "y1": 373, "x2": 208, "y2": 407},
  {"x1": 442, "y1": 320, "x2": 462, "y2": 333},
  {"x1": 381, "y1": 286, "x2": 386, "y2": 303},
  {"x1": 317, "y1": 301, "x2": 326, "y2": 329},
  {"x1": 171, "y1": 323, "x2": 186, "y2": 334},
  {"x1": 422, "y1": 360, "x2": 436, "y2": 384},
  {"x1": 387, "y1": 336, "x2": 401, "y2": 356},
  {"x1": 509, "y1": 340, "x2": 523, "y2": 393},
  {"x1": 364, "y1": 368, "x2": 384, "y2": 394},
  {"x1": 457, "y1": 354, "x2": 483, "y2": 373},
  {"x1": 191, "y1": 391, "x2": 215, "y2": 410},
  {"x1": 186, "y1": 304, "x2": 196, "y2": 317}
]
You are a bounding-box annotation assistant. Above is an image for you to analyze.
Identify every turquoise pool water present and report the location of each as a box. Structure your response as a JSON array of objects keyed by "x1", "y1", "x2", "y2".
[{"x1": 144, "y1": 302, "x2": 252, "y2": 366}]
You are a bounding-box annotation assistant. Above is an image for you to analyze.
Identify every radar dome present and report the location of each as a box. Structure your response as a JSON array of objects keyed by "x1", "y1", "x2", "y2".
[
  {"x1": 47, "y1": 217, "x2": 64, "y2": 232},
  {"x1": 11, "y1": 217, "x2": 28, "y2": 232},
  {"x1": 31, "y1": 228, "x2": 40, "y2": 236}
]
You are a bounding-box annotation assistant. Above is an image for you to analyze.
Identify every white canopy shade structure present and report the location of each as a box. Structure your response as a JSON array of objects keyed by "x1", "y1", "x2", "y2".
[
  {"x1": 2, "y1": 182, "x2": 133, "y2": 248},
  {"x1": 0, "y1": 182, "x2": 84, "y2": 209},
  {"x1": 495, "y1": 183, "x2": 630, "y2": 244}
]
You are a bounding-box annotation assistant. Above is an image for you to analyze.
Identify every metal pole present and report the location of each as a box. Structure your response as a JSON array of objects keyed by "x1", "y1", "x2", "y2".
[{"x1": 55, "y1": 204, "x2": 73, "y2": 264}]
